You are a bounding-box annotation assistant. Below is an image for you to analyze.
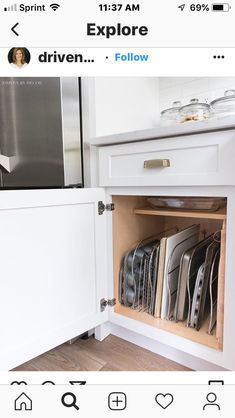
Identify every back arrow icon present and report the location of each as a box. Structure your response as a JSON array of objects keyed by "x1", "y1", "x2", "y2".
[{"x1": 11, "y1": 23, "x2": 19, "y2": 36}]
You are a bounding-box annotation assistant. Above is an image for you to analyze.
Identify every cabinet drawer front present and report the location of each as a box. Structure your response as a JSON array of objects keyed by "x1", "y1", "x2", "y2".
[{"x1": 99, "y1": 131, "x2": 235, "y2": 187}]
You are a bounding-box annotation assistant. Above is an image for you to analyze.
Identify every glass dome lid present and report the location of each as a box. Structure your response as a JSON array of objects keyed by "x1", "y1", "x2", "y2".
[
  {"x1": 160, "y1": 101, "x2": 182, "y2": 126},
  {"x1": 180, "y1": 98, "x2": 210, "y2": 113},
  {"x1": 210, "y1": 90, "x2": 235, "y2": 112},
  {"x1": 161, "y1": 101, "x2": 182, "y2": 116}
]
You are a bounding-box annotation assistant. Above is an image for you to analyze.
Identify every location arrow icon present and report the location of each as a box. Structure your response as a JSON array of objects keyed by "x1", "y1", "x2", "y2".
[{"x1": 178, "y1": 4, "x2": 185, "y2": 11}]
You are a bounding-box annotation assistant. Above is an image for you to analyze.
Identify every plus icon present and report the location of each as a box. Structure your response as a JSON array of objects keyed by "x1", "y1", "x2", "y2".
[{"x1": 108, "y1": 392, "x2": 127, "y2": 410}]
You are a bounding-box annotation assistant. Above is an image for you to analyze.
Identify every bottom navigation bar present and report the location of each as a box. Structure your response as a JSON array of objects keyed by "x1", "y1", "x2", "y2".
[{"x1": 0, "y1": 384, "x2": 234, "y2": 417}]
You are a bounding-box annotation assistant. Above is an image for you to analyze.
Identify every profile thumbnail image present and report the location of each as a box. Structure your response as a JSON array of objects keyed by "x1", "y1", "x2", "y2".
[{"x1": 8, "y1": 47, "x2": 31, "y2": 68}]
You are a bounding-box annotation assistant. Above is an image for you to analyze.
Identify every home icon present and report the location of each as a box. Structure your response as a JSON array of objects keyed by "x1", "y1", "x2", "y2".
[{"x1": 14, "y1": 393, "x2": 32, "y2": 411}]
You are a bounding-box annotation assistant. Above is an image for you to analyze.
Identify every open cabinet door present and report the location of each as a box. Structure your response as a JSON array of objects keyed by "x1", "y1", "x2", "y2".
[{"x1": 0, "y1": 188, "x2": 108, "y2": 370}]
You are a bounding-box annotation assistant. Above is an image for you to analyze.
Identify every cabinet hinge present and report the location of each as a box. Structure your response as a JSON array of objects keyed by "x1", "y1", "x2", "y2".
[
  {"x1": 98, "y1": 201, "x2": 115, "y2": 215},
  {"x1": 100, "y1": 298, "x2": 116, "y2": 312}
]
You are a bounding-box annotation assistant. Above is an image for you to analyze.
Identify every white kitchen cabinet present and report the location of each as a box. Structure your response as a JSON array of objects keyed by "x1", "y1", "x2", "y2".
[
  {"x1": 0, "y1": 189, "x2": 108, "y2": 371},
  {"x1": 95, "y1": 128, "x2": 235, "y2": 371},
  {"x1": 1, "y1": 128, "x2": 235, "y2": 371}
]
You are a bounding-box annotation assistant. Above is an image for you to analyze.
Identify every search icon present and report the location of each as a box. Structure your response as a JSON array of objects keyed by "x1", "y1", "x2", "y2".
[{"x1": 61, "y1": 392, "x2": 79, "y2": 411}]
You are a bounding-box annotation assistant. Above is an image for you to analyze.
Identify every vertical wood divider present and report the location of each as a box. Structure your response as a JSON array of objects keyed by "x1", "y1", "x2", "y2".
[{"x1": 216, "y1": 219, "x2": 226, "y2": 350}]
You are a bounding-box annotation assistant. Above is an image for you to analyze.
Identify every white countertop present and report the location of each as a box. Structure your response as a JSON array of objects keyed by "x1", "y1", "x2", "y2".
[{"x1": 89, "y1": 116, "x2": 235, "y2": 146}]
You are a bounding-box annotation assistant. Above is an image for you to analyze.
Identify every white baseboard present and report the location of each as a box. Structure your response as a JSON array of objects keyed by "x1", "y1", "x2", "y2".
[{"x1": 98, "y1": 322, "x2": 227, "y2": 371}]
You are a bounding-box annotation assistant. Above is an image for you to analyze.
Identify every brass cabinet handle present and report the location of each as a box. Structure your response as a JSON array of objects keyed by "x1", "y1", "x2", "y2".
[{"x1": 143, "y1": 159, "x2": 170, "y2": 169}]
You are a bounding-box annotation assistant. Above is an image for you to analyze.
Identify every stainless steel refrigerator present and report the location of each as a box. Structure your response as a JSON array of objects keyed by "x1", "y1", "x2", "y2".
[{"x1": 0, "y1": 77, "x2": 83, "y2": 188}]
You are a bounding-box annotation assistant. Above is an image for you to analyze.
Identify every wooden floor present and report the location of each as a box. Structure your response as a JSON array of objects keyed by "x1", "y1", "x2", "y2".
[{"x1": 13, "y1": 334, "x2": 191, "y2": 371}]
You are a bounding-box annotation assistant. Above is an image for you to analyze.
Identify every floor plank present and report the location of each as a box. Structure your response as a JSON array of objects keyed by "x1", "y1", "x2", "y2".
[{"x1": 13, "y1": 334, "x2": 191, "y2": 371}]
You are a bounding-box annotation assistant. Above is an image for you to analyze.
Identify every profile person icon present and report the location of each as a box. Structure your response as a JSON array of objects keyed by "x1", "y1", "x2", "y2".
[
  {"x1": 8, "y1": 47, "x2": 30, "y2": 68},
  {"x1": 203, "y1": 392, "x2": 220, "y2": 410}
]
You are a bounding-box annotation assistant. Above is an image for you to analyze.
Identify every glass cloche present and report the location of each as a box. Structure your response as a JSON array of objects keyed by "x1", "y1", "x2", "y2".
[
  {"x1": 179, "y1": 99, "x2": 210, "y2": 123},
  {"x1": 210, "y1": 90, "x2": 235, "y2": 118},
  {"x1": 160, "y1": 101, "x2": 181, "y2": 126}
]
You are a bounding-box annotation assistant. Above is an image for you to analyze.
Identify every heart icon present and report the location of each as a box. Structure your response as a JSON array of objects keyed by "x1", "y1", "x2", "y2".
[{"x1": 155, "y1": 393, "x2": 174, "y2": 409}]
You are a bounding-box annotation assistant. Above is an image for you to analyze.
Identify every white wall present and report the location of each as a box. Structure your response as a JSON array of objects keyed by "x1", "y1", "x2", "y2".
[{"x1": 82, "y1": 77, "x2": 159, "y2": 140}]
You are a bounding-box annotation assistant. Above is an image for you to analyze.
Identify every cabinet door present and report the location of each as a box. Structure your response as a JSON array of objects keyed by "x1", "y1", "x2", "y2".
[{"x1": 0, "y1": 188, "x2": 108, "y2": 370}]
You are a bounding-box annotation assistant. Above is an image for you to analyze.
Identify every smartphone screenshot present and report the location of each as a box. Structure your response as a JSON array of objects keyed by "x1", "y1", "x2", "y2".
[{"x1": 0, "y1": 0, "x2": 235, "y2": 416}]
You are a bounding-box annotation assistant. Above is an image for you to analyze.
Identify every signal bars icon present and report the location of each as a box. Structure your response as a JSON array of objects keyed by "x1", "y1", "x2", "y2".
[
  {"x1": 4, "y1": 3, "x2": 17, "y2": 11},
  {"x1": 50, "y1": 3, "x2": 60, "y2": 11}
]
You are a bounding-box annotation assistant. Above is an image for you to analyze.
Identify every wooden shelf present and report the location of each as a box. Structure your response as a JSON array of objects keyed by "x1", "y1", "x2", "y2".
[
  {"x1": 115, "y1": 304, "x2": 220, "y2": 351},
  {"x1": 134, "y1": 207, "x2": 227, "y2": 220},
  {"x1": 112, "y1": 196, "x2": 225, "y2": 353}
]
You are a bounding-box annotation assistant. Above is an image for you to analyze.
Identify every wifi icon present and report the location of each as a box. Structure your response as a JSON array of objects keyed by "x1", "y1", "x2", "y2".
[{"x1": 50, "y1": 3, "x2": 60, "y2": 11}]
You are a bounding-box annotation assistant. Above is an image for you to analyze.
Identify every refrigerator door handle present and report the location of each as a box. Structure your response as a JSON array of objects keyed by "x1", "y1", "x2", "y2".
[{"x1": 0, "y1": 154, "x2": 18, "y2": 173}]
